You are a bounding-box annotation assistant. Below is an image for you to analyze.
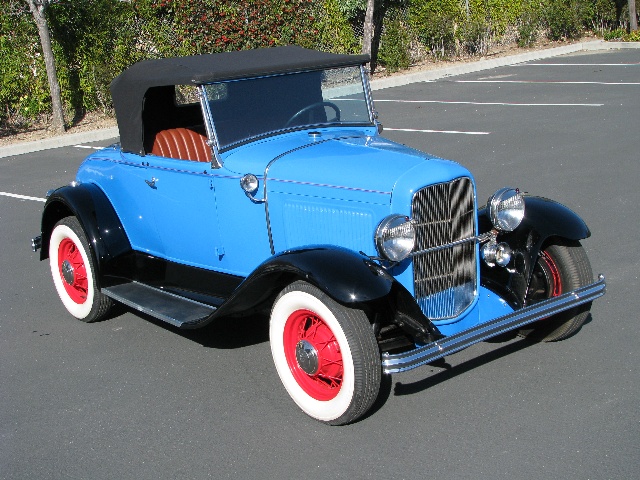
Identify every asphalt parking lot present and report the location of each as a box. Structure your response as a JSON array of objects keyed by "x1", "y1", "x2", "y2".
[{"x1": 1, "y1": 48, "x2": 638, "y2": 479}]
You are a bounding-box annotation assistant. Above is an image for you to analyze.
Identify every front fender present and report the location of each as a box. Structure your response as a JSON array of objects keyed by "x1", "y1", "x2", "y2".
[
  {"x1": 39, "y1": 183, "x2": 131, "y2": 274},
  {"x1": 213, "y1": 246, "x2": 440, "y2": 341},
  {"x1": 479, "y1": 196, "x2": 590, "y2": 307}
]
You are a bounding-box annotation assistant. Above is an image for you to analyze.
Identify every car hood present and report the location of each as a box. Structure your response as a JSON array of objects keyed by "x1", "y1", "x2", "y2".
[
  {"x1": 258, "y1": 132, "x2": 475, "y2": 259},
  {"x1": 261, "y1": 133, "x2": 472, "y2": 207}
]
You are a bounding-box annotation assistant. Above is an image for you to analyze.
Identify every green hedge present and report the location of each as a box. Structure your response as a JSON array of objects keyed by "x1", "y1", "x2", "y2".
[
  {"x1": 1, "y1": 0, "x2": 637, "y2": 127},
  {"x1": 1, "y1": 5, "x2": 50, "y2": 124}
]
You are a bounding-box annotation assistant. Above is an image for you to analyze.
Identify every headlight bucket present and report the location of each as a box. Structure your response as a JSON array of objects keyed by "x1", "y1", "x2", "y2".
[
  {"x1": 375, "y1": 214, "x2": 415, "y2": 262},
  {"x1": 487, "y1": 187, "x2": 525, "y2": 232}
]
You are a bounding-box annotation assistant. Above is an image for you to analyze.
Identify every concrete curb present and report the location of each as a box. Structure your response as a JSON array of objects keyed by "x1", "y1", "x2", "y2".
[
  {"x1": 370, "y1": 40, "x2": 639, "y2": 90},
  {"x1": 1, "y1": 40, "x2": 638, "y2": 158},
  {"x1": 1, "y1": 127, "x2": 119, "y2": 159}
]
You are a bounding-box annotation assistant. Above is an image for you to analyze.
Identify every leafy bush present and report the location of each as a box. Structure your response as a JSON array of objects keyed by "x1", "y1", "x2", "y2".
[
  {"x1": 459, "y1": 18, "x2": 491, "y2": 55},
  {"x1": 0, "y1": 3, "x2": 50, "y2": 124},
  {"x1": 378, "y1": 14, "x2": 411, "y2": 72},
  {"x1": 48, "y1": 0, "x2": 143, "y2": 115},
  {"x1": 1, "y1": 0, "x2": 327, "y2": 126},
  {"x1": 588, "y1": 0, "x2": 617, "y2": 34},
  {"x1": 603, "y1": 28, "x2": 627, "y2": 40},
  {"x1": 604, "y1": 27, "x2": 640, "y2": 41},
  {"x1": 543, "y1": 0, "x2": 587, "y2": 40},
  {"x1": 409, "y1": 0, "x2": 461, "y2": 57},
  {"x1": 315, "y1": 0, "x2": 360, "y2": 54},
  {"x1": 334, "y1": 0, "x2": 367, "y2": 20},
  {"x1": 467, "y1": 0, "x2": 524, "y2": 38},
  {"x1": 517, "y1": 0, "x2": 544, "y2": 47},
  {"x1": 138, "y1": 0, "x2": 319, "y2": 54},
  {"x1": 2, "y1": 0, "x2": 637, "y2": 128}
]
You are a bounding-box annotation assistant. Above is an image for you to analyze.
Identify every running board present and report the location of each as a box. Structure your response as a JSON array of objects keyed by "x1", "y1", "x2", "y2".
[
  {"x1": 103, "y1": 282, "x2": 217, "y2": 328},
  {"x1": 382, "y1": 275, "x2": 606, "y2": 374}
]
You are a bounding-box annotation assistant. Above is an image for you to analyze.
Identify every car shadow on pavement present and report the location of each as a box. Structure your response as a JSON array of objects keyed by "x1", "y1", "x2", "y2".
[
  {"x1": 132, "y1": 310, "x2": 271, "y2": 350},
  {"x1": 183, "y1": 314, "x2": 270, "y2": 349},
  {"x1": 392, "y1": 337, "x2": 538, "y2": 396},
  {"x1": 392, "y1": 311, "x2": 593, "y2": 396}
]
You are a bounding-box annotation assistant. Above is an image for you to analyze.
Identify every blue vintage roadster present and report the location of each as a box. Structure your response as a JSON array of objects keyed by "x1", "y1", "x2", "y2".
[{"x1": 32, "y1": 46, "x2": 605, "y2": 424}]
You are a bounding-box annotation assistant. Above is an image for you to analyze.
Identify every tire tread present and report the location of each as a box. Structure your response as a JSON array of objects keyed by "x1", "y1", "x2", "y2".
[
  {"x1": 520, "y1": 239, "x2": 592, "y2": 342},
  {"x1": 52, "y1": 217, "x2": 113, "y2": 323},
  {"x1": 274, "y1": 281, "x2": 381, "y2": 425}
]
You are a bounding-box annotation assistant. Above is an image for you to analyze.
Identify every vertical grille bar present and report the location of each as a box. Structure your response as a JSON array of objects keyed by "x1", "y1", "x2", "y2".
[{"x1": 412, "y1": 178, "x2": 476, "y2": 320}]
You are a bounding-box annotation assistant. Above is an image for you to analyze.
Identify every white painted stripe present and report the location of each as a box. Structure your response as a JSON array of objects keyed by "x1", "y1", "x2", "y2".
[
  {"x1": 74, "y1": 145, "x2": 103, "y2": 150},
  {"x1": 385, "y1": 127, "x2": 490, "y2": 135},
  {"x1": 457, "y1": 80, "x2": 640, "y2": 85},
  {"x1": 522, "y1": 63, "x2": 640, "y2": 66},
  {"x1": 0, "y1": 191, "x2": 46, "y2": 202},
  {"x1": 376, "y1": 99, "x2": 603, "y2": 107}
]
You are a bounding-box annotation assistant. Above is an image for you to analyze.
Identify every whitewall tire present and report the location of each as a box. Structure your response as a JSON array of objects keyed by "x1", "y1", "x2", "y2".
[
  {"x1": 270, "y1": 281, "x2": 380, "y2": 425},
  {"x1": 49, "y1": 217, "x2": 112, "y2": 322}
]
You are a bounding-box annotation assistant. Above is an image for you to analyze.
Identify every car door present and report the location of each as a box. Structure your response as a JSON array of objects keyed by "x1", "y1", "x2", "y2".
[{"x1": 136, "y1": 155, "x2": 223, "y2": 270}]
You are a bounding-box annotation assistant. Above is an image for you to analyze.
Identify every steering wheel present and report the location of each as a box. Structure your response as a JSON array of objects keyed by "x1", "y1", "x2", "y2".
[{"x1": 284, "y1": 101, "x2": 341, "y2": 128}]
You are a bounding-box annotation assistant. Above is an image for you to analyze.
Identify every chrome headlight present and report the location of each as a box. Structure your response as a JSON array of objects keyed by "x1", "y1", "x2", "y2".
[
  {"x1": 375, "y1": 214, "x2": 415, "y2": 262},
  {"x1": 487, "y1": 187, "x2": 525, "y2": 232}
]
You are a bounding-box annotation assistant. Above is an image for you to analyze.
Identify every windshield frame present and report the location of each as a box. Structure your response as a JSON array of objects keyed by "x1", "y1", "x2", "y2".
[{"x1": 199, "y1": 65, "x2": 376, "y2": 165}]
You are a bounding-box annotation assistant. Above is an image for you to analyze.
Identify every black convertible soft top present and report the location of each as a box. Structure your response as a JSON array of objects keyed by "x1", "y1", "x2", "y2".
[{"x1": 110, "y1": 46, "x2": 370, "y2": 155}]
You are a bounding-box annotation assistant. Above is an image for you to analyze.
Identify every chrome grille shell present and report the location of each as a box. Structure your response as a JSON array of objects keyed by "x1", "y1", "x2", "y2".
[{"x1": 411, "y1": 177, "x2": 477, "y2": 320}]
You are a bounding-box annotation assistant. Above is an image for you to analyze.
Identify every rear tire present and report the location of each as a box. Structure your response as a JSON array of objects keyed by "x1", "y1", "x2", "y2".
[
  {"x1": 519, "y1": 240, "x2": 592, "y2": 342},
  {"x1": 270, "y1": 281, "x2": 381, "y2": 425},
  {"x1": 49, "y1": 216, "x2": 112, "y2": 322}
]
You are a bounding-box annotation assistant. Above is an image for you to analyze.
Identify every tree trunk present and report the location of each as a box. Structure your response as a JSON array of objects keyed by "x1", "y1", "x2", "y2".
[
  {"x1": 362, "y1": 0, "x2": 375, "y2": 71},
  {"x1": 26, "y1": 0, "x2": 65, "y2": 133},
  {"x1": 630, "y1": 0, "x2": 638, "y2": 31}
]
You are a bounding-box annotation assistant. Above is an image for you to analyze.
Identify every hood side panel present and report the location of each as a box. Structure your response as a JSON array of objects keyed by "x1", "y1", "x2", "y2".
[{"x1": 267, "y1": 194, "x2": 386, "y2": 257}]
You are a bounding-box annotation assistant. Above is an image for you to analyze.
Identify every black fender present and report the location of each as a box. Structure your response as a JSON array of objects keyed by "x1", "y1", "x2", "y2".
[
  {"x1": 212, "y1": 246, "x2": 440, "y2": 341},
  {"x1": 39, "y1": 183, "x2": 131, "y2": 275},
  {"x1": 479, "y1": 196, "x2": 590, "y2": 308}
]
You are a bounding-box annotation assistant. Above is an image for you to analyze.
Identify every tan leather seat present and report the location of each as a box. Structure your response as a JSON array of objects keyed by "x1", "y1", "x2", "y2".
[{"x1": 151, "y1": 128, "x2": 212, "y2": 162}]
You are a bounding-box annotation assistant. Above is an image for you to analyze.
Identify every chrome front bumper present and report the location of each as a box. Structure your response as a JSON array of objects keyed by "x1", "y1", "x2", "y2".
[{"x1": 382, "y1": 275, "x2": 606, "y2": 374}]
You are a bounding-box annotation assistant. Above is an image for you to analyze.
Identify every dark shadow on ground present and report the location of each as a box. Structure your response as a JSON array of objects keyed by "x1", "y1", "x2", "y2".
[
  {"x1": 130, "y1": 309, "x2": 270, "y2": 350},
  {"x1": 393, "y1": 338, "x2": 537, "y2": 396}
]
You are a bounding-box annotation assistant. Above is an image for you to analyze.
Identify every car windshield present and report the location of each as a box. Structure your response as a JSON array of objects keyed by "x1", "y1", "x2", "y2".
[{"x1": 203, "y1": 66, "x2": 372, "y2": 151}]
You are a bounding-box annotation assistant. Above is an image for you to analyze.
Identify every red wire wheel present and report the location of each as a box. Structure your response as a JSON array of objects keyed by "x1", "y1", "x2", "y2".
[
  {"x1": 57, "y1": 237, "x2": 89, "y2": 304},
  {"x1": 49, "y1": 217, "x2": 112, "y2": 322},
  {"x1": 526, "y1": 250, "x2": 563, "y2": 307},
  {"x1": 270, "y1": 281, "x2": 381, "y2": 425},
  {"x1": 282, "y1": 309, "x2": 343, "y2": 401},
  {"x1": 521, "y1": 240, "x2": 593, "y2": 341}
]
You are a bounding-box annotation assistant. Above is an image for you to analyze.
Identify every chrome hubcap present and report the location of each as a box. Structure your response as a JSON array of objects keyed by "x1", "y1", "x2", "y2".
[
  {"x1": 61, "y1": 259, "x2": 75, "y2": 285},
  {"x1": 295, "y1": 339, "x2": 319, "y2": 375}
]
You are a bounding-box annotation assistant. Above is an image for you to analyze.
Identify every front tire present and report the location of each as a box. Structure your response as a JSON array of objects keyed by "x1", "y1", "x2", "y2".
[
  {"x1": 270, "y1": 281, "x2": 381, "y2": 425},
  {"x1": 49, "y1": 216, "x2": 112, "y2": 322},
  {"x1": 520, "y1": 239, "x2": 593, "y2": 341}
]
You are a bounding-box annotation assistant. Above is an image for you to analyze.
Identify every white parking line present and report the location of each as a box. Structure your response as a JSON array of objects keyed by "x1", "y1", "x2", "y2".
[
  {"x1": 385, "y1": 128, "x2": 490, "y2": 135},
  {"x1": 74, "y1": 145, "x2": 103, "y2": 150},
  {"x1": 0, "y1": 191, "x2": 46, "y2": 202},
  {"x1": 457, "y1": 80, "x2": 640, "y2": 85},
  {"x1": 376, "y1": 99, "x2": 603, "y2": 107},
  {"x1": 522, "y1": 63, "x2": 640, "y2": 66}
]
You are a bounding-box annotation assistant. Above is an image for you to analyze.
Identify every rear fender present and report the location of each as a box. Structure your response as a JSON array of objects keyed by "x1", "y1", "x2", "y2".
[
  {"x1": 39, "y1": 183, "x2": 131, "y2": 275},
  {"x1": 479, "y1": 196, "x2": 590, "y2": 307}
]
